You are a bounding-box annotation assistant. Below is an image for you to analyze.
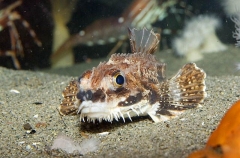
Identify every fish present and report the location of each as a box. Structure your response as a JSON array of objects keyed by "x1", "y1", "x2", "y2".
[{"x1": 59, "y1": 28, "x2": 207, "y2": 123}]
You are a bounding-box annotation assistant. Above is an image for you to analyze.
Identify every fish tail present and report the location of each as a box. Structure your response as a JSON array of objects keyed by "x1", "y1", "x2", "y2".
[{"x1": 148, "y1": 63, "x2": 207, "y2": 122}]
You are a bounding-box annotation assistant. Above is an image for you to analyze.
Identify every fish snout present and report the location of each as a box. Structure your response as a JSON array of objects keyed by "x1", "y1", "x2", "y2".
[{"x1": 77, "y1": 90, "x2": 93, "y2": 101}]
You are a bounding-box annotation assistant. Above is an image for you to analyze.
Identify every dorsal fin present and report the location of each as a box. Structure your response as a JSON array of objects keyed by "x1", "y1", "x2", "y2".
[{"x1": 128, "y1": 28, "x2": 160, "y2": 54}]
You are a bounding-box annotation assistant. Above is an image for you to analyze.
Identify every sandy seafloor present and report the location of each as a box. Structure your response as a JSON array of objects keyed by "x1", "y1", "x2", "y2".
[{"x1": 1, "y1": 45, "x2": 240, "y2": 158}]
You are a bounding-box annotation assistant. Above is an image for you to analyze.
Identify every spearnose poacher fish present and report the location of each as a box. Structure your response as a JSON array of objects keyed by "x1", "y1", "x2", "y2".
[{"x1": 59, "y1": 28, "x2": 207, "y2": 123}]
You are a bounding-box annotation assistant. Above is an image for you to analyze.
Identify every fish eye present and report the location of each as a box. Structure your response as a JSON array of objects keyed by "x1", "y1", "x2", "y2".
[{"x1": 113, "y1": 72, "x2": 125, "y2": 87}]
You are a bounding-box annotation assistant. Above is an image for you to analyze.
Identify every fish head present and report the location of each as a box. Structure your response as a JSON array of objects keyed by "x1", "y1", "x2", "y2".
[{"x1": 76, "y1": 54, "x2": 164, "y2": 122}]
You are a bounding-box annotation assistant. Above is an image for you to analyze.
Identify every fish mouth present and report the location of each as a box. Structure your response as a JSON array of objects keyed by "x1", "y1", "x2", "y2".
[
  {"x1": 77, "y1": 100, "x2": 150, "y2": 123},
  {"x1": 77, "y1": 100, "x2": 125, "y2": 123}
]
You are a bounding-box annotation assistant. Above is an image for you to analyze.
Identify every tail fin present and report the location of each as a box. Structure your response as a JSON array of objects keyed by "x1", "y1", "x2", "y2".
[
  {"x1": 128, "y1": 28, "x2": 160, "y2": 54},
  {"x1": 148, "y1": 63, "x2": 207, "y2": 122},
  {"x1": 59, "y1": 80, "x2": 80, "y2": 115}
]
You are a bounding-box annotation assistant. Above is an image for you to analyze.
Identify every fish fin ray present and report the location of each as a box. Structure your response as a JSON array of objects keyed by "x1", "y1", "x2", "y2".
[
  {"x1": 148, "y1": 63, "x2": 207, "y2": 123},
  {"x1": 128, "y1": 27, "x2": 160, "y2": 54},
  {"x1": 59, "y1": 79, "x2": 80, "y2": 115}
]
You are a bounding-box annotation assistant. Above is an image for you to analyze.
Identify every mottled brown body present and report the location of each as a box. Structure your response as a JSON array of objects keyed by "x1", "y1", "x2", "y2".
[{"x1": 59, "y1": 28, "x2": 206, "y2": 123}]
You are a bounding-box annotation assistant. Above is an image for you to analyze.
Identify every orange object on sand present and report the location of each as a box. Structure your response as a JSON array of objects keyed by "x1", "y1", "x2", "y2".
[{"x1": 188, "y1": 100, "x2": 240, "y2": 158}]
